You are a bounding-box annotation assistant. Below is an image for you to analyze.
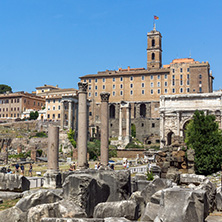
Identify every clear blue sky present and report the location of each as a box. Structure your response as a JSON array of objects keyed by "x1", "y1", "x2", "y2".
[{"x1": 0, "y1": 0, "x2": 221, "y2": 92}]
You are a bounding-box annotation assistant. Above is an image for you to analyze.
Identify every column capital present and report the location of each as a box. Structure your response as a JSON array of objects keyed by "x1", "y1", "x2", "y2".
[
  {"x1": 78, "y1": 82, "x2": 88, "y2": 93},
  {"x1": 100, "y1": 92, "x2": 110, "y2": 102}
]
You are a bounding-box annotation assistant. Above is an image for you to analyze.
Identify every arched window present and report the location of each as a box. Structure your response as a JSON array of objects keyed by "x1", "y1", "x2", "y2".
[
  {"x1": 152, "y1": 39, "x2": 155, "y2": 47},
  {"x1": 152, "y1": 53, "x2": 155, "y2": 60},
  {"x1": 199, "y1": 74, "x2": 202, "y2": 79},
  {"x1": 109, "y1": 104, "x2": 115, "y2": 119},
  {"x1": 140, "y1": 103, "x2": 146, "y2": 118}
]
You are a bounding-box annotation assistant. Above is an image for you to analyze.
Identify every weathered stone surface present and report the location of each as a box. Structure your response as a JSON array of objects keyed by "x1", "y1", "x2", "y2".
[
  {"x1": 157, "y1": 187, "x2": 208, "y2": 222},
  {"x1": 216, "y1": 190, "x2": 222, "y2": 211},
  {"x1": 0, "y1": 206, "x2": 27, "y2": 222},
  {"x1": 129, "y1": 191, "x2": 146, "y2": 218},
  {"x1": 141, "y1": 178, "x2": 173, "y2": 204},
  {"x1": 0, "y1": 191, "x2": 23, "y2": 200},
  {"x1": 187, "y1": 149, "x2": 195, "y2": 161},
  {"x1": 150, "y1": 190, "x2": 162, "y2": 204},
  {"x1": 196, "y1": 178, "x2": 216, "y2": 213},
  {"x1": 27, "y1": 200, "x2": 86, "y2": 222},
  {"x1": 40, "y1": 218, "x2": 131, "y2": 222},
  {"x1": 93, "y1": 200, "x2": 139, "y2": 220},
  {"x1": 61, "y1": 169, "x2": 131, "y2": 202},
  {"x1": 141, "y1": 202, "x2": 160, "y2": 222},
  {"x1": 16, "y1": 190, "x2": 62, "y2": 212},
  {"x1": 180, "y1": 174, "x2": 206, "y2": 185},
  {"x1": 63, "y1": 174, "x2": 110, "y2": 217},
  {"x1": 0, "y1": 173, "x2": 30, "y2": 191}
]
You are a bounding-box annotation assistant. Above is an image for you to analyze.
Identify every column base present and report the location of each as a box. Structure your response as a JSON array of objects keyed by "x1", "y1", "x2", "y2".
[{"x1": 43, "y1": 170, "x2": 62, "y2": 189}]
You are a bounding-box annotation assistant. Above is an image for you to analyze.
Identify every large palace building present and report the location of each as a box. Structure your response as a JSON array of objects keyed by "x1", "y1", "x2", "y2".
[{"x1": 80, "y1": 27, "x2": 214, "y2": 144}]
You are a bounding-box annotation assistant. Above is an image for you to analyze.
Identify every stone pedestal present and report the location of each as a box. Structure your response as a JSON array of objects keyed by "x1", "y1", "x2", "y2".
[
  {"x1": 43, "y1": 125, "x2": 61, "y2": 188},
  {"x1": 100, "y1": 92, "x2": 110, "y2": 167},
  {"x1": 77, "y1": 82, "x2": 88, "y2": 169}
]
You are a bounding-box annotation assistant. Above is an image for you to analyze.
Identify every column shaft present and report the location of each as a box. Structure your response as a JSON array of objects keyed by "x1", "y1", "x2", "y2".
[
  {"x1": 118, "y1": 106, "x2": 123, "y2": 140},
  {"x1": 47, "y1": 125, "x2": 59, "y2": 172},
  {"x1": 68, "y1": 101, "x2": 72, "y2": 129},
  {"x1": 60, "y1": 101, "x2": 64, "y2": 129}
]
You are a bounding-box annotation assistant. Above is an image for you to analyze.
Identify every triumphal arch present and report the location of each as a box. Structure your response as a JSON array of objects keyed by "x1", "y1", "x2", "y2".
[{"x1": 159, "y1": 92, "x2": 222, "y2": 148}]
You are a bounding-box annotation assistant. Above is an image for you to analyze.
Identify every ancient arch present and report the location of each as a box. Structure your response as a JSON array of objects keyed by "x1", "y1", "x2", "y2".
[{"x1": 167, "y1": 131, "x2": 174, "y2": 146}]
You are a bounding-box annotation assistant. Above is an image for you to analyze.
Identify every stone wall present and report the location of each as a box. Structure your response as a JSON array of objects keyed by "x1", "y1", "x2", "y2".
[{"x1": 117, "y1": 149, "x2": 145, "y2": 159}]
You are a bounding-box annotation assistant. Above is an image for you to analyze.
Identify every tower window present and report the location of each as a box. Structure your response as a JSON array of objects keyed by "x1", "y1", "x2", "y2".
[
  {"x1": 152, "y1": 53, "x2": 155, "y2": 60},
  {"x1": 152, "y1": 39, "x2": 155, "y2": 47}
]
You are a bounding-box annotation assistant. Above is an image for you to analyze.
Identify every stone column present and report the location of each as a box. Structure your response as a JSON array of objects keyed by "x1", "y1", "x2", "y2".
[
  {"x1": 176, "y1": 112, "x2": 180, "y2": 136},
  {"x1": 3, "y1": 141, "x2": 8, "y2": 165},
  {"x1": 160, "y1": 112, "x2": 165, "y2": 148},
  {"x1": 68, "y1": 101, "x2": 73, "y2": 129},
  {"x1": 44, "y1": 125, "x2": 61, "y2": 188},
  {"x1": 125, "y1": 104, "x2": 131, "y2": 144},
  {"x1": 118, "y1": 105, "x2": 123, "y2": 141},
  {"x1": 72, "y1": 102, "x2": 76, "y2": 130},
  {"x1": 60, "y1": 101, "x2": 64, "y2": 129},
  {"x1": 100, "y1": 92, "x2": 110, "y2": 167},
  {"x1": 77, "y1": 82, "x2": 88, "y2": 169},
  {"x1": 47, "y1": 125, "x2": 59, "y2": 172}
]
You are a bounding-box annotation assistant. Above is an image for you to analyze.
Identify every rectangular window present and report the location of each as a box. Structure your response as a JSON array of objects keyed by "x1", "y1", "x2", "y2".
[
  {"x1": 89, "y1": 85, "x2": 91, "y2": 90},
  {"x1": 180, "y1": 68, "x2": 183, "y2": 73},
  {"x1": 130, "y1": 83, "x2": 133, "y2": 88},
  {"x1": 180, "y1": 74, "x2": 183, "y2": 79},
  {"x1": 130, "y1": 76, "x2": 133, "y2": 81},
  {"x1": 187, "y1": 88, "x2": 190, "y2": 92},
  {"x1": 103, "y1": 85, "x2": 105, "y2": 90},
  {"x1": 164, "y1": 82, "x2": 167, "y2": 87},
  {"x1": 141, "y1": 76, "x2": 145, "y2": 81},
  {"x1": 187, "y1": 80, "x2": 190, "y2": 85},
  {"x1": 48, "y1": 114, "x2": 50, "y2": 119},
  {"x1": 53, "y1": 106, "x2": 55, "y2": 110},
  {"x1": 187, "y1": 68, "x2": 190, "y2": 72},
  {"x1": 58, "y1": 105, "x2": 60, "y2": 110},
  {"x1": 172, "y1": 69, "x2": 175, "y2": 73},
  {"x1": 180, "y1": 80, "x2": 183, "y2": 85},
  {"x1": 151, "y1": 82, "x2": 154, "y2": 87},
  {"x1": 164, "y1": 89, "x2": 168, "y2": 93},
  {"x1": 187, "y1": 74, "x2": 190, "y2": 79},
  {"x1": 120, "y1": 84, "x2": 123, "y2": 89},
  {"x1": 120, "y1": 76, "x2": 123, "y2": 81},
  {"x1": 158, "y1": 89, "x2": 160, "y2": 94},
  {"x1": 172, "y1": 75, "x2": 175, "y2": 79},
  {"x1": 158, "y1": 75, "x2": 160, "y2": 79},
  {"x1": 95, "y1": 78, "x2": 98, "y2": 83},
  {"x1": 89, "y1": 78, "x2": 91, "y2": 83},
  {"x1": 150, "y1": 75, "x2": 153, "y2": 80},
  {"x1": 142, "y1": 83, "x2": 145, "y2": 88},
  {"x1": 95, "y1": 85, "x2": 97, "y2": 90},
  {"x1": 151, "y1": 89, "x2": 153, "y2": 94},
  {"x1": 89, "y1": 92, "x2": 91, "y2": 97},
  {"x1": 113, "y1": 91, "x2": 115, "y2": 96},
  {"x1": 157, "y1": 82, "x2": 160, "y2": 87},
  {"x1": 172, "y1": 80, "x2": 175, "y2": 86},
  {"x1": 172, "y1": 88, "x2": 175, "y2": 93},
  {"x1": 120, "y1": 90, "x2": 123, "y2": 96},
  {"x1": 165, "y1": 74, "x2": 167, "y2": 79},
  {"x1": 152, "y1": 123, "x2": 155, "y2": 128},
  {"x1": 103, "y1": 78, "x2": 105, "y2": 82},
  {"x1": 95, "y1": 92, "x2": 98, "y2": 97},
  {"x1": 142, "y1": 90, "x2": 145, "y2": 95},
  {"x1": 48, "y1": 106, "x2": 50, "y2": 110},
  {"x1": 58, "y1": 114, "x2": 60, "y2": 118},
  {"x1": 113, "y1": 85, "x2": 115, "y2": 89},
  {"x1": 180, "y1": 88, "x2": 183, "y2": 93},
  {"x1": 53, "y1": 100, "x2": 55, "y2": 103},
  {"x1": 130, "y1": 90, "x2": 133, "y2": 95},
  {"x1": 113, "y1": 78, "x2": 115, "y2": 82},
  {"x1": 199, "y1": 87, "x2": 202, "y2": 92}
]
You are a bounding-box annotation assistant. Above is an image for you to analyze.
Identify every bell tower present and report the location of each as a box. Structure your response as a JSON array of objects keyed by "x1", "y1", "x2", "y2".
[{"x1": 147, "y1": 25, "x2": 162, "y2": 69}]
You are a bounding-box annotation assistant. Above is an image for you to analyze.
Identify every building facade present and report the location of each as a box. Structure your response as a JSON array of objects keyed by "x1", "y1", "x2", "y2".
[
  {"x1": 0, "y1": 91, "x2": 45, "y2": 120},
  {"x1": 80, "y1": 27, "x2": 214, "y2": 144}
]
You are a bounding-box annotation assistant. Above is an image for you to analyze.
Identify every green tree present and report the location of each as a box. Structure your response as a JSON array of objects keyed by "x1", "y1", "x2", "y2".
[
  {"x1": 131, "y1": 123, "x2": 136, "y2": 138},
  {"x1": 67, "y1": 129, "x2": 76, "y2": 148},
  {"x1": 185, "y1": 110, "x2": 222, "y2": 175},
  {"x1": 0, "y1": 84, "x2": 12, "y2": 94},
  {"x1": 29, "y1": 111, "x2": 39, "y2": 120}
]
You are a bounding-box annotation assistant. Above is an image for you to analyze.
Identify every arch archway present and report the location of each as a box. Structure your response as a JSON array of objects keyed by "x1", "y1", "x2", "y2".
[{"x1": 167, "y1": 131, "x2": 174, "y2": 146}]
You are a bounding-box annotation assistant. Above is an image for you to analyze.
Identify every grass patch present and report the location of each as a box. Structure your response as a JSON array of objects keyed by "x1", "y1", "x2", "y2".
[{"x1": 0, "y1": 198, "x2": 21, "y2": 211}]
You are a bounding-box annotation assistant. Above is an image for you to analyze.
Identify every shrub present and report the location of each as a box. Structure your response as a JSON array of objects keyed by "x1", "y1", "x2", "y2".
[{"x1": 67, "y1": 129, "x2": 76, "y2": 148}]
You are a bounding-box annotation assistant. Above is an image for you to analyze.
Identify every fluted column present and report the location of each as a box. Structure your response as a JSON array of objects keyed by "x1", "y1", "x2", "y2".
[
  {"x1": 60, "y1": 101, "x2": 64, "y2": 129},
  {"x1": 118, "y1": 105, "x2": 123, "y2": 141},
  {"x1": 100, "y1": 92, "x2": 110, "y2": 167},
  {"x1": 125, "y1": 104, "x2": 131, "y2": 144},
  {"x1": 77, "y1": 82, "x2": 88, "y2": 169},
  {"x1": 68, "y1": 101, "x2": 73, "y2": 129}
]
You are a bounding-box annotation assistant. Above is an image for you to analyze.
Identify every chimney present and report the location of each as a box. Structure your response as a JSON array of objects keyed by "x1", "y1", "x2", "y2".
[{"x1": 128, "y1": 66, "x2": 130, "y2": 71}]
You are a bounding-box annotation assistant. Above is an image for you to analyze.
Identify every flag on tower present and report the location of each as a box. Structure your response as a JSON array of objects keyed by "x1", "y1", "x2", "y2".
[{"x1": 154, "y1": 15, "x2": 159, "y2": 20}]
